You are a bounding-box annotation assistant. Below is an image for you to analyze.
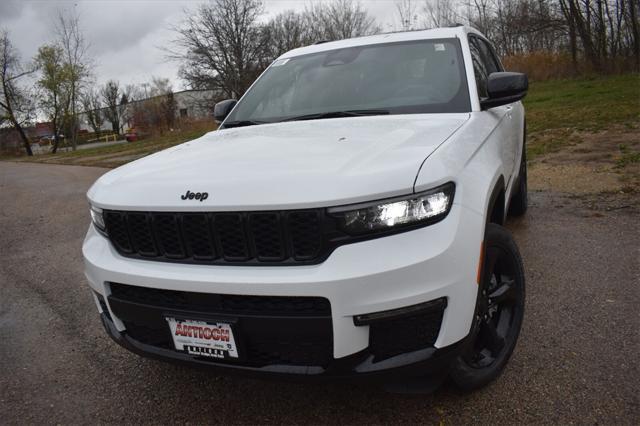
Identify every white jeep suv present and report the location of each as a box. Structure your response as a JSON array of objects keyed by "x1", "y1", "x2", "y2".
[{"x1": 83, "y1": 26, "x2": 528, "y2": 391}]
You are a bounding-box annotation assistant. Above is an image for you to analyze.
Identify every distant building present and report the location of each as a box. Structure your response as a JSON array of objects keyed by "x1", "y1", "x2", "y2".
[
  {"x1": 1, "y1": 89, "x2": 220, "y2": 153},
  {"x1": 0, "y1": 123, "x2": 54, "y2": 154},
  {"x1": 78, "y1": 89, "x2": 218, "y2": 134},
  {"x1": 173, "y1": 89, "x2": 219, "y2": 120}
]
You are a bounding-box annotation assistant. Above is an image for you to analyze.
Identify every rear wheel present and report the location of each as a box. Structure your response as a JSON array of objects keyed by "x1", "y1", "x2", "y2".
[{"x1": 450, "y1": 223, "x2": 525, "y2": 391}]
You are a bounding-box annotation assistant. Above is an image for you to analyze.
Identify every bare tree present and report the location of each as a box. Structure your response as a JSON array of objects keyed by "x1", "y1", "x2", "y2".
[
  {"x1": 130, "y1": 77, "x2": 178, "y2": 135},
  {"x1": 559, "y1": 0, "x2": 603, "y2": 70},
  {"x1": 423, "y1": 0, "x2": 459, "y2": 28},
  {"x1": 171, "y1": 0, "x2": 268, "y2": 97},
  {"x1": 169, "y1": 0, "x2": 636, "y2": 90},
  {"x1": 119, "y1": 83, "x2": 141, "y2": 131},
  {"x1": 81, "y1": 89, "x2": 103, "y2": 135},
  {"x1": 148, "y1": 76, "x2": 172, "y2": 97},
  {"x1": 467, "y1": 0, "x2": 491, "y2": 33},
  {"x1": 124, "y1": 83, "x2": 141, "y2": 102},
  {"x1": 101, "y1": 80, "x2": 122, "y2": 133},
  {"x1": 396, "y1": 0, "x2": 420, "y2": 30},
  {"x1": 627, "y1": 0, "x2": 640, "y2": 69},
  {"x1": 0, "y1": 30, "x2": 36, "y2": 156},
  {"x1": 55, "y1": 10, "x2": 91, "y2": 151},
  {"x1": 149, "y1": 77, "x2": 176, "y2": 131},
  {"x1": 305, "y1": 0, "x2": 380, "y2": 41},
  {"x1": 263, "y1": 10, "x2": 313, "y2": 58}
]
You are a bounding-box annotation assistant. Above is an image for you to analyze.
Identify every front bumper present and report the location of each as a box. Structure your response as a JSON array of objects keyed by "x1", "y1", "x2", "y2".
[
  {"x1": 84, "y1": 202, "x2": 483, "y2": 378},
  {"x1": 99, "y1": 311, "x2": 468, "y2": 382}
]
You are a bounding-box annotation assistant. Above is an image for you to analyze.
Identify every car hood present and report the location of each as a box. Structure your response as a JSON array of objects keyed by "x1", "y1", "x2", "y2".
[{"x1": 88, "y1": 114, "x2": 469, "y2": 210}]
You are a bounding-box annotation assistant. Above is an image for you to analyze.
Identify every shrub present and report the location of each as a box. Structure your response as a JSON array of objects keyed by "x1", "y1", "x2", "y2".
[{"x1": 502, "y1": 52, "x2": 579, "y2": 81}]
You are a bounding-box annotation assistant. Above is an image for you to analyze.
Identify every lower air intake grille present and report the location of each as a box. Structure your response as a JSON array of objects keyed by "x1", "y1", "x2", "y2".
[
  {"x1": 368, "y1": 301, "x2": 446, "y2": 361},
  {"x1": 109, "y1": 282, "x2": 331, "y2": 317},
  {"x1": 108, "y1": 283, "x2": 333, "y2": 368}
]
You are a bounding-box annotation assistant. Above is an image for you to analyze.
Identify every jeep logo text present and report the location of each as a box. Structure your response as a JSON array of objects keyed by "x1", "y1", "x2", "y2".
[{"x1": 181, "y1": 190, "x2": 209, "y2": 202}]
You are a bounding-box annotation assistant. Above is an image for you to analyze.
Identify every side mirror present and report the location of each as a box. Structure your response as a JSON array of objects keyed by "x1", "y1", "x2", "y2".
[
  {"x1": 213, "y1": 99, "x2": 237, "y2": 123},
  {"x1": 481, "y1": 72, "x2": 528, "y2": 110}
]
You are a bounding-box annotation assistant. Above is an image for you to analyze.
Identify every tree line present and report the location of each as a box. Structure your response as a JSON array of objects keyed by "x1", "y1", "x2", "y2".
[
  {"x1": 2, "y1": 0, "x2": 638, "y2": 156},
  {"x1": 1, "y1": 12, "x2": 179, "y2": 156},
  {"x1": 172, "y1": 0, "x2": 638, "y2": 97}
]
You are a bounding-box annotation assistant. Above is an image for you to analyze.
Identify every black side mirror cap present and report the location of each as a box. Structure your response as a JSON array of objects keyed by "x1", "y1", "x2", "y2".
[
  {"x1": 481, "y1": 72, "x2": 528, "y2": 110},
  {"x1": 214, "y1": 99, "x2": 238, "y2": 123}
]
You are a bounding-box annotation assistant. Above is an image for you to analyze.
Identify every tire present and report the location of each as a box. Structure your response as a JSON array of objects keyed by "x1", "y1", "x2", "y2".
[
  {"x1": 450, "y1": 223, "x2": 525, "y2": 392},
  {"x1": 509, "y1": 139, "x2": 528, "y2": 217}
]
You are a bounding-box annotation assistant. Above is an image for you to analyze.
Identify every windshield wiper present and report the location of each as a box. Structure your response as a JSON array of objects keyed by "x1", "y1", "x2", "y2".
[
  {"x1": 222, "y1": 120, "x2": 265, "y2": 129},
  {"x1": 282, "y1": 109, "x2": 390, "y2": 122}
]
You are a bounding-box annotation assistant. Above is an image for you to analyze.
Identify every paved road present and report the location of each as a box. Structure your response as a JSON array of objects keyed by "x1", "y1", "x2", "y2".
[{"x1": 1, "y1": 162, "x2": 638, "y2": 424}]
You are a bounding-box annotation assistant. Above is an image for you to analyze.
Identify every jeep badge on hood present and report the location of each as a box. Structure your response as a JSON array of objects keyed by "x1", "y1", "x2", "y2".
[{"x1": 181, "y1": 190, "x2": 208, "y2": 201}]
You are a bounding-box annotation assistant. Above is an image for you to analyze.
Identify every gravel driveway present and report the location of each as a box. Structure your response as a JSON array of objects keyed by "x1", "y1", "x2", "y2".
[{"x1": 0, "y1": 162, "x2": 638, "y2": 424}]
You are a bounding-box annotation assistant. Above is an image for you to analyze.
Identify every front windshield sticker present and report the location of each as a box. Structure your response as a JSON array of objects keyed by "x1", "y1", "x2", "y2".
[
  {"x1": 435, "y1": 44, "x2": 446, "y2": 52},
  {"x1": 271, "y1": 58, "x2": 290, "y2": 67}
]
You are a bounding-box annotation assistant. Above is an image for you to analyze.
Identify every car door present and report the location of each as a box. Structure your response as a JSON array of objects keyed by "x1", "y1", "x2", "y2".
[
  {"x1": 468, "y1": 35, "x2": 517, "y2": 189},
  {"x1": 478, "y1": 37, "x2": 521, "y2": 184}
]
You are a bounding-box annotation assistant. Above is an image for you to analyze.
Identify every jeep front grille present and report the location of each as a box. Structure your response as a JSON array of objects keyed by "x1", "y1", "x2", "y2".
[{"x1": 103, "y1": 209, "x2": 330, "y2": 265}]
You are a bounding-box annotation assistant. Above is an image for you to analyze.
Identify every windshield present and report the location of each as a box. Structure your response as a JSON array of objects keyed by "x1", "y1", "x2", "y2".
[{"x1": 224, "y1": 38, "x2": 470, "y2": 127}]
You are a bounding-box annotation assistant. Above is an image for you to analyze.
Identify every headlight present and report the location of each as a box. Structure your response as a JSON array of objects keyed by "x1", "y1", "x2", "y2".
[
  {"x1": 89, "y1": 206, "x2": 106, "y2": 232},
  {"x1": 328, "y1": 182, "x2": 455, "y2": 235}
]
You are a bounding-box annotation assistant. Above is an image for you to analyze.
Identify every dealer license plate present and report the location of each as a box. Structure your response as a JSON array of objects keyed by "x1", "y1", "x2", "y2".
[{"x1": 166, "y1": 317, "x2": 239, "y2": 359}]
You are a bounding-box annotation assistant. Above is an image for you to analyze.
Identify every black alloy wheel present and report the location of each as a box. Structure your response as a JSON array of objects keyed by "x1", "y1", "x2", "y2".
[{"x1": 450, "y1": 223, "x2": 525, "y2": 391}]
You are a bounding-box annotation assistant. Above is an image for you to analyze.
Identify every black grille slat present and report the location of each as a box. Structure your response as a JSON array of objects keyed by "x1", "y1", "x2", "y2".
[
  {"x1": 249, "y1": 213, "x2": 285, "y2": 261},
  {"x1": 127, "y1": 213, "x2": 157, "y2": 256},
  {"x1": 103, "y1": 208, "x2": 330, "y2": 265},
  {"x1": 182, "y1": 214, "x2": 216, "y2": 260},
  {"x1": 153, "y1": 214, "x2": 186, "y2": 258},
  {"x1": 214, "y1": 213, "x2": 250, "y2": 261},
  {"x1": 104, "y1": 212, "x2": 133, "y2": 253},
  {"x1": 288, "y1": 211, "x2": 323, "y2": 260}
]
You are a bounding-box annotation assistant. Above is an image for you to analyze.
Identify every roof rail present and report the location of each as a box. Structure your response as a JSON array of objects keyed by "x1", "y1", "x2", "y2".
[
  {"x1": 447, "y1": 23, "x2": 465, "y2": 27},
  {"x1": 313, "y1": 40, "x2": 330, "y2": 45}
]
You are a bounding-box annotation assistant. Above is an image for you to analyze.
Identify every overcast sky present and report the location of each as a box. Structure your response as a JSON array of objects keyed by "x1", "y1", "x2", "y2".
[{"x1": 0, "y1": 0, "x2": 400, "y2": 92}]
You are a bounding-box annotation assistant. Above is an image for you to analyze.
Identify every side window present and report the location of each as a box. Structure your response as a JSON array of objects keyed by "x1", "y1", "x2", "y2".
[
  {"x1": 468, "y1": 37, "x2": 489, "y2": 99},
  {"x1": 476, "y1": 38, "x2": 502, "y2": 74}
]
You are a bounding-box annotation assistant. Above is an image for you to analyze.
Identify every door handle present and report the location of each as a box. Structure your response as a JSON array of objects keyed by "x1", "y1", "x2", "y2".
[{"x1": 505, "y1": 105, "x2": 513, "y2": 118}]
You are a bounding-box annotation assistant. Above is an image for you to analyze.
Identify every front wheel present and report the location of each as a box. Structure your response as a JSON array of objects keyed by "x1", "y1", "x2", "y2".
[{"x1": 450, "y1": 223, "x2": 525, "y2": 391}]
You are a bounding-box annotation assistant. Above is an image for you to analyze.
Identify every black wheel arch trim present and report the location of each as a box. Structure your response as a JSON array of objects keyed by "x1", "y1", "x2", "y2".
[
  {"x1": 486, "y1": 175, "x2": 506, "y2": 227},
  {"x1": 511, "y1": 118, "x2": 527, "y2": 194},
  {"x1": 506, "y1": 117, "x2": 527, "y2": 215}
]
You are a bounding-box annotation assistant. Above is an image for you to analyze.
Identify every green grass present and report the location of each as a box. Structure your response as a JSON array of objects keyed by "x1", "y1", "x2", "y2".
[
  {"x1": 4, "y1": 124, "x2": 216, "y2": 168},
  {"x1": 526, "y1": 128, "x2": 582, "y2": 159},
  {"x1": 525, "y1": 73, "x2": 640, "y2": 134},
  {"x1": 616, "y1": 151, "x2": 640, "y2": 168},
  {"x1": 524, "y1": 73, "x2": 639, "y2": 160}
]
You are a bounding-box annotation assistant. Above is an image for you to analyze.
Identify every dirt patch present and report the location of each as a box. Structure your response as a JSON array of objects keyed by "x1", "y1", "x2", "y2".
[
  {"x1": 529, "y1": 126, "x2": 640, "y2": 195},
  {"x1": 529, "y1": 163, "x2": 621, "y2": 193}
]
